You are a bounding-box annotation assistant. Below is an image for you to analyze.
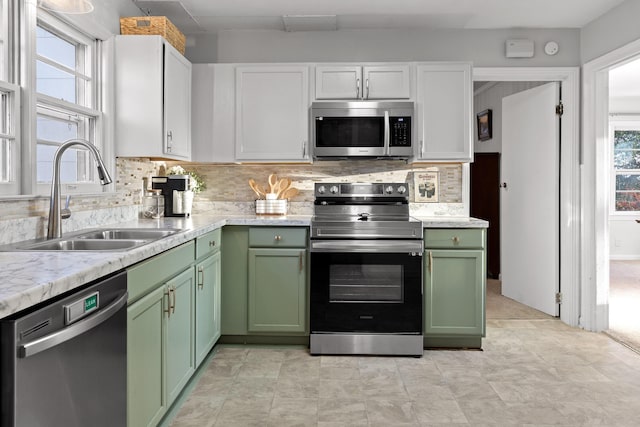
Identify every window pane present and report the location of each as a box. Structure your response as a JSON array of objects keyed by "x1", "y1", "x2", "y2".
[
  {"x1": 37, "y1": 114, "x2": 78, "y2": 142},
  {"x1": 616, "y1": 174, "x2": 640, "y2": 191},
  {"x1": 37, "y1": 144, "x2": 89, "y2": 183},
  {"x1": 614, "y1": 130, "x2": 640, "y2": 150},
  {"x1": 36, "y1": 26, "x2": 75, "y2": 69},
  {"x1": 616, "y1": 192, "x2": 640, "y2": 211},
  {"x1": 0, "y1": 137, "x2": 11, "y2": 182},
  {"x1": 36, "y1": 60, "x2": 76, "y2": 102}
]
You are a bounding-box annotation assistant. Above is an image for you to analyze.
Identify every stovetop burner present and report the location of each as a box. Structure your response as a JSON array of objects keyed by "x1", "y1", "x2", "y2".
[{"x1": 311, "y1": 182, "x2": 422, "y2": 240}]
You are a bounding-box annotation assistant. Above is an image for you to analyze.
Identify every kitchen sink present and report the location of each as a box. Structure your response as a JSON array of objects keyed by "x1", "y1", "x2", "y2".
[
  {"x1": 73, "y1": 228, "x2": 179, "y2": 241},
  {"x1": 20, "y1": 239, "x2": 147, "y2": 251},
  {"x1": 2, "y1": 228, "x2": 181, "y2": 252}
]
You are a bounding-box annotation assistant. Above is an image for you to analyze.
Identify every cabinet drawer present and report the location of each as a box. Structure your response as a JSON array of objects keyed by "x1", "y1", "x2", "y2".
[
  {"x1": 196, "y1": 228, "x2": 221, "y2": 259},
  {"x1": 249, "y1": 227, "x2": 307, "y2": 248},
  {"x1": 424, "y1": 229, "x2": 484, "y2": 249},
  {"x1": 127, "y1": 241, "x2": 195, "y2": 302}
]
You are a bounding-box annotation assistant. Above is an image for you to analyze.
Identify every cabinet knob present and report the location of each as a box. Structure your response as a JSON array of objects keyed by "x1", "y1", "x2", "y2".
[
  {"x1": 452, "y1": 236, "x2": 460, "y2": 244},
  {"x1": 274, "y1": 235, "x2": 282, "y2": 241},
  {"x1": 209, "y1": 240, "x2": 216, "y2": 247}
]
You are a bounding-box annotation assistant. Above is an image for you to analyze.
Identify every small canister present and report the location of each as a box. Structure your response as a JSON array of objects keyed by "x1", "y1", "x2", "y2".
[{"x1": 142, "y1": 189, "x2": 165, "y2": 219}]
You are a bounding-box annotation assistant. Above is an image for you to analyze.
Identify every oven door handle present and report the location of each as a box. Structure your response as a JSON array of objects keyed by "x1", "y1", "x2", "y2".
[
  {"x1": 383, "y1": 110, "x2": 390, "y2": 156},
  {"x1": 310, "y1": 240, "x2": 423, "y2": 253}
]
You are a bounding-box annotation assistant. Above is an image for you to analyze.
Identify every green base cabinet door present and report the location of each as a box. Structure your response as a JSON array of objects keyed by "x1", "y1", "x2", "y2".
[
  {"x1": 247, "y1": 248, "x2": 306, "y2": 333},
  {"x1": 165, "y1": 268, "x2": 196, "y2": 406},
  {"x1": 195, "y1": 251, "x2": 222, "y2": 366},
  {"x1": 424, "y1": 249, "x2": 485, "y2": 336},
  {"x1": 127, "y1": 286, "x2": 166, "y2": 427}
]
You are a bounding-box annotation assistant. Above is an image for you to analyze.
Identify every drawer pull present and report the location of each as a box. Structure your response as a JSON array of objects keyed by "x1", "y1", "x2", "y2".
[
  {"x1": 198, "y1": 266, "x2": 204, "y2": 289},
  {"x1": 274, "y1": 235, "x2": 282, "y2": 241},
  {"x1": 452, "y1": 236, "x2": 460, "y2": 244},
  {"x1": 209, "y1": 240, "x2": 216, "y2": 247}
]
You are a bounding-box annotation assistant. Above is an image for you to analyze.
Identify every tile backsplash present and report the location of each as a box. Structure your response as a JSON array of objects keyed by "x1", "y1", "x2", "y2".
[{"x1": 0, "y1": 158, "x2": 464, "y2": 245}]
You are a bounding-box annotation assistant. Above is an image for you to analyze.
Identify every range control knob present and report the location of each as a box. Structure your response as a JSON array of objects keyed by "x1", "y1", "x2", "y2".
[
  {"x1": 317, "y1": 185, "x2": 326, "y2": 194},
  {"x1": 329, "y1": 185, "x2": 339, "y2": 194},
  {"x1": 385, "y1": 185, "x2": 395, "y2": 194},
  {"x1": 397, "y1": 185, "x2": 407, "y2": 194}
]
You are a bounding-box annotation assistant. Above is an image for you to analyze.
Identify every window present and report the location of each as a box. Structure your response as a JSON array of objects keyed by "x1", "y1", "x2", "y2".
[
  {"x1": 35, "y1": 13, "x2": 102, "y2": 194},
  {"x1": 611, "y1": 119, "x2": 640, "y2": 212},
  {"x1": 0, "y1": 0, "x2": 19, "y2": 195}
]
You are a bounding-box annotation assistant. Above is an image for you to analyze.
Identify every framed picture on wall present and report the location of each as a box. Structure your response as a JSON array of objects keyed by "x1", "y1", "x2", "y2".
[
  {"x1": 477, "y1": 109, "x2": 493, "y2": 141},
  {"x1": 414, "y1": 171, "x2": 439, "y2": 203}
]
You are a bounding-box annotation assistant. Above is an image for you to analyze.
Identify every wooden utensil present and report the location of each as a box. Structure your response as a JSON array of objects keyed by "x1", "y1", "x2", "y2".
[
  {"x1": 248, "y1": 179, "x2": 264, "y2": 198},
  {"x1": 276, "y1": 177, "x2": 292, "y2": 198},
  {"x1": 280, "y1": 187, "x2": 299, "y2": 200},
  {"x1": 268, "y1": 174, "x2": 278, "y2": 193}
]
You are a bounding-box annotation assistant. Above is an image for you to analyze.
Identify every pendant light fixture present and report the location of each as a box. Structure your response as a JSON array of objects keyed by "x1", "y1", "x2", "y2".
[{"x1": 38, "y1": 0, "x2": 94, "y2": 14}]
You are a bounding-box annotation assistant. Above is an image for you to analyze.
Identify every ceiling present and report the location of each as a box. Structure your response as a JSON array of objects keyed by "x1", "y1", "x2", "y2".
[
  {"x1": 130, "y1": 0, "x2": 638, "y2": 100},
  {"x1": 132, "y1": 0, "x2": 626, "y2": 35}
]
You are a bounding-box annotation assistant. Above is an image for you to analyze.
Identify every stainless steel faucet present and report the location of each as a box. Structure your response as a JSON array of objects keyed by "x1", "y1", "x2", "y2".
[{"x1": 47, "y1": 139, "x2": 113, "y2": 239}]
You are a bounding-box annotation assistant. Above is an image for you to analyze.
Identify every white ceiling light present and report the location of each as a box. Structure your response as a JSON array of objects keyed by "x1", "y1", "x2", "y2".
[
  {"x1": 282, "y1": 15, "x2": 337, "y2": 32},
  {"x1": 38, "y1": 0, "x2": 94, "y2": 14}
]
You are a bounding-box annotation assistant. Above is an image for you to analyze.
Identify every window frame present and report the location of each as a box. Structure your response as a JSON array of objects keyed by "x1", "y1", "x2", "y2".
[
  {"x1": 609, "y1": 116, "x2": 640, "y2": 215},
  {"x1": 0, "y1": 80, "x2": 20, "y2": 195},
  {"x1": 34, "y1": 12, "x2": 104, "y2": 195}
]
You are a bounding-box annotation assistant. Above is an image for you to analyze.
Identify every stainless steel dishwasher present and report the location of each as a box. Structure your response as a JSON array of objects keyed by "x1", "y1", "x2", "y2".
[{"x1": 0, "y1": 270, "x2": 127, "y2": 427}]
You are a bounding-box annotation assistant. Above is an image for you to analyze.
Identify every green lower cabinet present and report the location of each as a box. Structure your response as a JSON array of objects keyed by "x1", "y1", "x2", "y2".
[
  {"x1": 221, "y1": 226, "x2": 249, "y2": 335},
  {"x1": 424, "y1": 249, "x2": 486, "y2": 347},
  {"x1": 194, "y1": 251, "x2": 221, "y2": 366},
  {"x1": 127, "y1": 286, "x2": 166, "y2": 427},
  {"x1": 247, "y1": 248, "x2": 306, "y2": 333},
  {"x1": 165, "y1": 268, "x2": 196, "y2": 406}
]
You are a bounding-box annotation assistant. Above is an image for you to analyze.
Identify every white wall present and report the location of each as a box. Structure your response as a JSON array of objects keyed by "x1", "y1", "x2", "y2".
[
  {"x1": 57, "y1": 0, "x2": 140, "y2": 39},
  {"x1": 211, "y1": 28, "x2": 580, "y2": 66},
  {"x1": 610, "y1": 217, "x2": 640, "y2": 259},
  {"x1": 473, "y1": 82, "x2": 545, "y2": 153},
  {"x1": 581, "y1": 0, "x2": 640, "y2": 64}
]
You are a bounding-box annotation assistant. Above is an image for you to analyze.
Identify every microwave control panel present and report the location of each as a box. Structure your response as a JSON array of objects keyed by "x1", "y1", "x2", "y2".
[{"x1": 390, "y1": 117, "x2": 411, "y2": 147}]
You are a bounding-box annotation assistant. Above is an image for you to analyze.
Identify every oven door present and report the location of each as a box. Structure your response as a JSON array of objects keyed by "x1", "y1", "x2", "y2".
[{"x1": 310, "y1": 240, "x2": 423, "y2": 334}]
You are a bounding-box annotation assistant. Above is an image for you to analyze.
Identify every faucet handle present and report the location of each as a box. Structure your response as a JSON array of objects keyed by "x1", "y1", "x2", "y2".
[{"x1": 61, "y1": 195, "x2": 71, "y2": 219}]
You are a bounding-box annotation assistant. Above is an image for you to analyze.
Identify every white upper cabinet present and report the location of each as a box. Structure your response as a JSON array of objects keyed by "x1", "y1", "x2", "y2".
[
  {"x1": 315, "y1": 65, "x2": 410, "y2": 100},
  {"x1": 191, "y1": 64, "x2": 236, "y2": 163},
  {"x1": 415, "y1": 63, "x2": 473, "y2": 162},
  {"x1": 235, "y1": 65, "x2": 311, "y2": 162},
  {"x1": 115, "y1": 35, "x2": 192, "y2": 160}
]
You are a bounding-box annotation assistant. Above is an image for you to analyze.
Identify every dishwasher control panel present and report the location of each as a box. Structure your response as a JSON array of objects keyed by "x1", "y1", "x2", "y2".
[{"x1": 64, "y1": 291, "x2": 99, "y2": 325}]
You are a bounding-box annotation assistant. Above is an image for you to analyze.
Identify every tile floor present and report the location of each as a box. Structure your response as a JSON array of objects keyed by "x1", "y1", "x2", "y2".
[
  {"x1": 169, "y1": 317, "x2": 640, "y2": 426},
  {"x1": 608, "y1": 260, "x2": 640, "y2": 353}
]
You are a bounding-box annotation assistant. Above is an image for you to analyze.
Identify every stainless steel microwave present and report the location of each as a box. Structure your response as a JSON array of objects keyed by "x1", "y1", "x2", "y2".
[{"x1": 311, "y1": 101, "x2": 414, "y2": 159}]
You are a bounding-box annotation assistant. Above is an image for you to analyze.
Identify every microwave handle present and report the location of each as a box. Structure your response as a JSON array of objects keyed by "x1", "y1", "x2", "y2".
[{"x1": 384, "y1": 110, "x2": 390, "y2": 156}]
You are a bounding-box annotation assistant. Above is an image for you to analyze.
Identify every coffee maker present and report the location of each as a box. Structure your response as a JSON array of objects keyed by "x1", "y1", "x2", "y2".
[{"x1": 151, "y1": 175, "x2": 191, "y2": 217}]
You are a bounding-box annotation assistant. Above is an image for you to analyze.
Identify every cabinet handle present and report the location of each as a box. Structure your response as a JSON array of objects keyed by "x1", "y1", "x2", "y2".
[
  {"x1": 171, "y1": 286, "x2": 176, "y2": 314},
  {"x1": 299, "y1": 251, "x2": 303, "y2": 272},
  {"x1": 166, "y1": 130, "x2": 173, "y2": 152},
  {"x1": 356, "y1": 78, "x2": 360, "y2": 99},
  {"x1": 198, "y1": 266, "x2": 204, "y2": 289},
  {"x1": 428, "y1": 251, "x2": 433, "y2": 275},
  {"x1": 452, "y1": 236, "x2": 460, "y2": 244},
  {"x1": 274, "y1": 235, "x2": 282, "y2": 242},
  {"x1": 164, "y1": 288, "x2": 172, "y2": 318},
  {"x1": 420, "y1": 140, "x2": 424, "y2": 157},
  {"x1": 365, "y1": 78, "x2": 370, "y2": 99},
  {"x1": 302, "y1": 141, "x2": 307, "y2": 158},
  {"x1": 209, "y1": 240, "x2": 216, "y2": 247}
]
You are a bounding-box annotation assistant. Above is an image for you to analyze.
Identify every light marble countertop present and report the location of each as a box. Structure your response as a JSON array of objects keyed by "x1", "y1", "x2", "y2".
[{"x1": 0, "y1": 213, "x2": 486, "y2": 318}]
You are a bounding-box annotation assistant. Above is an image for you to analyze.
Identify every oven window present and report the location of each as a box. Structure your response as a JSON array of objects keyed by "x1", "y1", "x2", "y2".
[
  {"x1": 315, "y1": 117, "x2": 384, "y2": 148},
  {"x1": 329, "y1": 264, "x2": 403, "y2": 302}
]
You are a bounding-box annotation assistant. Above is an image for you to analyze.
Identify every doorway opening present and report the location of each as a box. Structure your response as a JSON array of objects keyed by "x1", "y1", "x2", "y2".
[{"x1": 472, "y1": 68, "x2": 580, "y2": 328}]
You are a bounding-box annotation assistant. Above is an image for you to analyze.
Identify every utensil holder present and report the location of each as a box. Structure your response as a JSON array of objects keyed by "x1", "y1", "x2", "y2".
[{"x1": 256, "y1": 199, "x2": 287, "y2": 215}]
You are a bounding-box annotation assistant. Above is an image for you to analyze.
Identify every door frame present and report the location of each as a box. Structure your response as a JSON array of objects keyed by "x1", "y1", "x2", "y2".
[
  {"x1": 582, "y1": 38, "x2": 640, "y2": 332},
  {"x1": 471, "y1": 67, "x2": 580, "y2": 327}
]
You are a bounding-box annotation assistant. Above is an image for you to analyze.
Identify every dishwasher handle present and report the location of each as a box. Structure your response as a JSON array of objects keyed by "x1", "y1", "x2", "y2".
[{"x1": 18, "y1": 290, "x2": 128, "y2": 358}]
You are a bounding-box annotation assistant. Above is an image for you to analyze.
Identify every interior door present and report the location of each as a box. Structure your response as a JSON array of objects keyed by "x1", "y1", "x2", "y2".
[{"x1": 501, "y1": 82, "x2": 560, "y2": 316}]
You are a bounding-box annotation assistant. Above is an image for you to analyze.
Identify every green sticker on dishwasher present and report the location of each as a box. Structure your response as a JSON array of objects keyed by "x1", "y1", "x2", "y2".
[{"x1": 85, "y1": 294, "x2": 98, "y2": 312}]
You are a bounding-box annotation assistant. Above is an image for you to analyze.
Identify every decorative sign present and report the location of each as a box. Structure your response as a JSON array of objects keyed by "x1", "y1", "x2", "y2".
[{"x1": 414, "y1": 171, "x2": 439, "y2": 203}]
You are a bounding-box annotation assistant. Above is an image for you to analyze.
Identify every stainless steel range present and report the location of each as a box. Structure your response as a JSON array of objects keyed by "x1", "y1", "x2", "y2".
[{"x1": 309, "y1": 182, "x2": 424, "y2": 356}]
